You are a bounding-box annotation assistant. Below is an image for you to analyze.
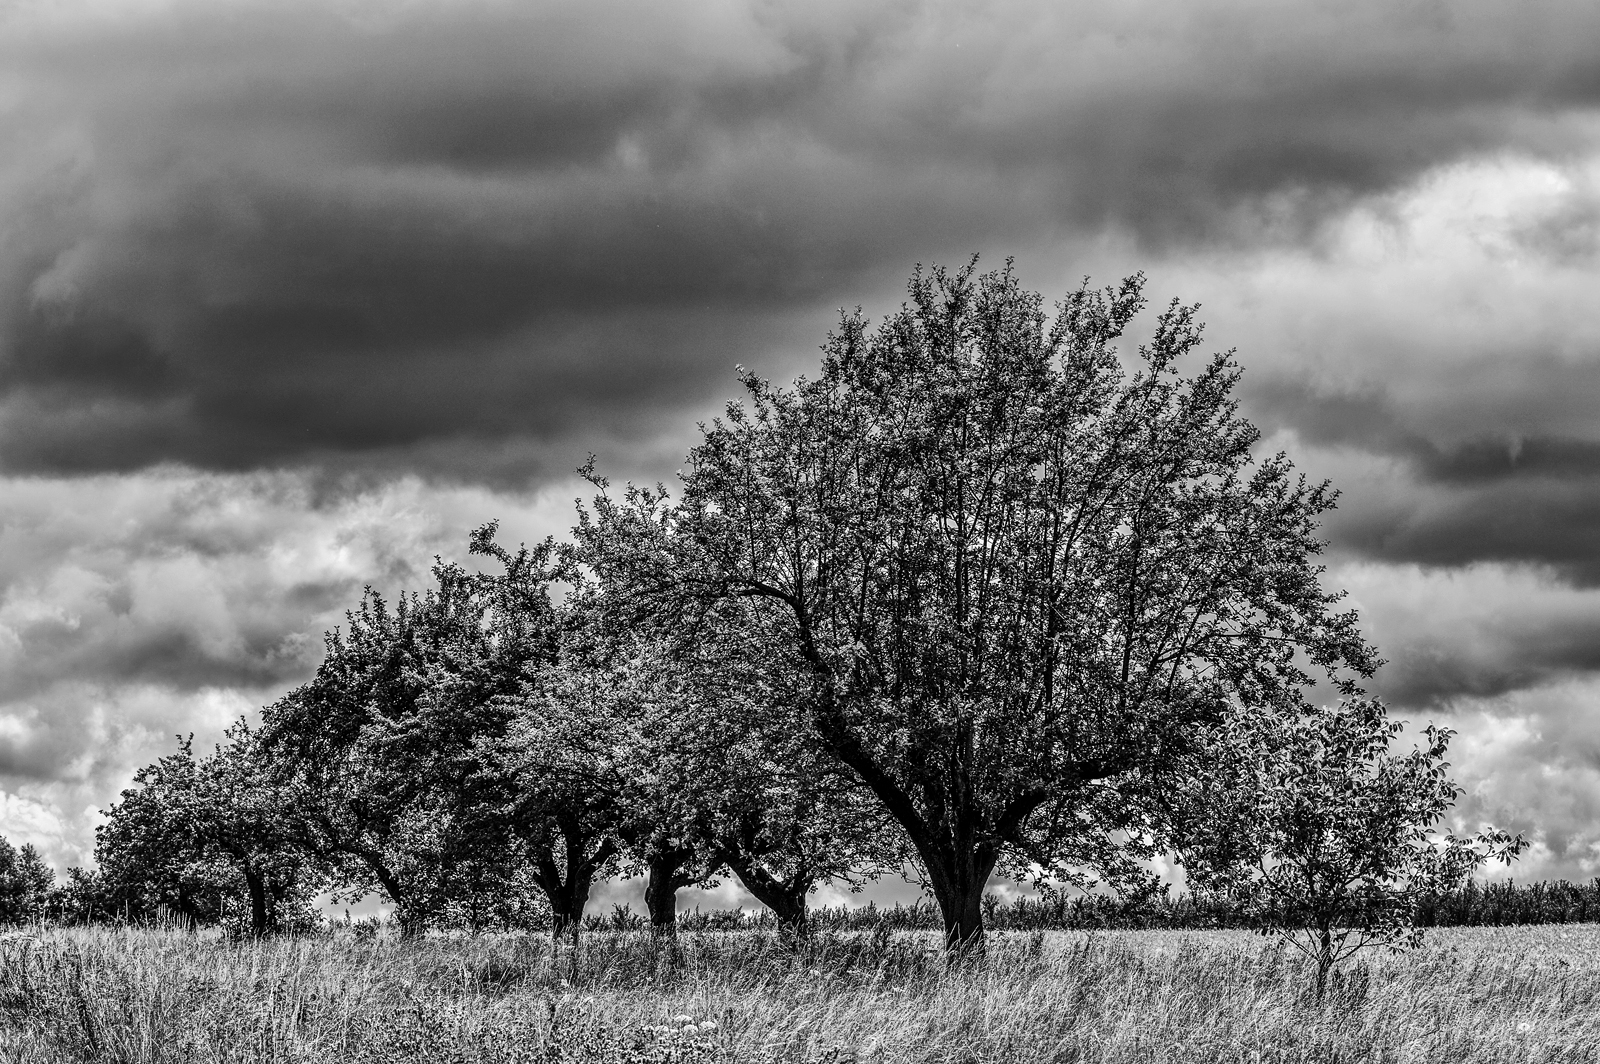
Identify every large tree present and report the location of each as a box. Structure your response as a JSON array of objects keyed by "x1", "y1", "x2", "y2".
[
  {"x1": 493, "y1": 659, "x2": 626, "y2": 939},
  {"x1": 578, "y1": 260, "x2": 1377, "y2": 950},
  {"x1": 515, "y1": 633, "x2": 722, "y2": 936}
]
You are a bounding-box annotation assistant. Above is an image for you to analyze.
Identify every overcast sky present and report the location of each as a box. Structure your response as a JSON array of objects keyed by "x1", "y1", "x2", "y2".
[{"x1": 4, "y1": 0, "x2": 1600, "y2": 890}]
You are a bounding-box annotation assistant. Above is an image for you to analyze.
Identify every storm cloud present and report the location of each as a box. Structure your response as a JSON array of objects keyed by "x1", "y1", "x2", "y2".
[
  {"x1": 4, "y1": 0, "x2": 1600, "y2": 880},
  {"x1": 2, "y1": 0, "x2": 1600, "y2": 477}
]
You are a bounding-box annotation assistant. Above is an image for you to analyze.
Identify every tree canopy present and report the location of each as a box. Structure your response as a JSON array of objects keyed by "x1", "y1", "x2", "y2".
[
  {"x1": 1177, "y1": 698, "x2": 1524, "y2": 995},
  {"x1": 98, "y1": 731, "x2": 320, "y2": 935},
  {"x1": 577, "y1": 260, "x2": 1379, "y2": 948}
]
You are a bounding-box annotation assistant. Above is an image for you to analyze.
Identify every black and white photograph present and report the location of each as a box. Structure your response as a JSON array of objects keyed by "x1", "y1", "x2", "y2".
[{"x1": 0, "y1": 0, "x2": 1595, "y2": 1060}]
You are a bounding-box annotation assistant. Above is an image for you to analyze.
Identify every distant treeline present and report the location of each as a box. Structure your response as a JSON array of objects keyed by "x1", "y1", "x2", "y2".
[{"x1": 669, "y1": 882, "x2": 1600, "y2": 933}]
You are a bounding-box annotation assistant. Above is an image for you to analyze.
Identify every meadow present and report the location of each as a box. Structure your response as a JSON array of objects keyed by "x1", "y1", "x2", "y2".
[{"x1": 0, "y1": 923, "x2": 1592, "y2": 1064}]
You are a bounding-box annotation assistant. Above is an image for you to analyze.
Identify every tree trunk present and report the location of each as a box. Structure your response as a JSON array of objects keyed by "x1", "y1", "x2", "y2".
[
  {"x1": 173, "y1": 884, "x2": 202, "y2": 929},
  {"x1": 361, "y1": 855, "x2": 419, "y2": 938},
  {"x1": 548, "y1": 874, "x2": 593, "y2": 942},
  {"x1": 922, "y1": 842, "x2": 1000, "y2": 955},
  {"x1": 1315, "y1": 926, "x2": 1335, "y2": 1000},
  {"x1": 930, "y1": 877, "x2": 988, "y2": 953},
  {"x1": 644, "y1": 846, "x2": 695, "y2": 936},
  {"x1": 393, "y1": 908, "x2": 426, "y2": 940},
  {"x1": 243, "y1": 867, "x2": 271, "y2": 938},
  {"x1": 807, "y1": 681, "x2": 1036, "y2": 956},
  {"x1": 549, "y1": 891, "x2": 584, "y2": 942},
  {"x1": 534, "y1": 833, "x2": 617, "y2": 942},
  {"x1": 723, "y1": 853, "x2": 812, "y2": 939}
]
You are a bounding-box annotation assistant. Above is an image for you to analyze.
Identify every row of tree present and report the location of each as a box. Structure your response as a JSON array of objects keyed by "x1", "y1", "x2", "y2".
[
  {"x1": 89, "y1": 536, "x2": 890, "y2": 941},
  {"x1": 86, "y1": 261, "x2": 1520, "y2": 984},
  {"x1": 13, "y1": 847, "x2": 1582, "y2": 938}
]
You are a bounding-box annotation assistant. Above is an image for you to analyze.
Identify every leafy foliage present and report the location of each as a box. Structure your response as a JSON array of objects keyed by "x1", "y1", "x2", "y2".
[
  {"x1": 577, "y1": 259, "x2": 1377, "y2": 948},
  {"x1": 258, "y1": 558, "x2": 551, "y2": 934},
  {"x1": 96, "y1": 731, "x2": 320, "y2": 935},
  {"x1": 0, "y1": 839, "x2": 54, "y2": 925},
  {"x1": 1178, "y1": 698, "x2": 1524, "y2": 994},
  {"x1": 76, "y1": 258, "x2": 1515, "y2": 971},
  {"x1": 669, "y1": 627, "x2": 899, "y2": 935}
]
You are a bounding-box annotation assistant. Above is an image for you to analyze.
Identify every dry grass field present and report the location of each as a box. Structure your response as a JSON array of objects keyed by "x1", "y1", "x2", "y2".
[{"x1": 0, "y1": 923, "x2": 1592, "y2": 1063}]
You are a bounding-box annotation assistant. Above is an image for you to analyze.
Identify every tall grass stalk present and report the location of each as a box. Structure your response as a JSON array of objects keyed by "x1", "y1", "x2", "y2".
[{"x1": 0, "y1": 925, "x2": 1592, "y2": 1062}]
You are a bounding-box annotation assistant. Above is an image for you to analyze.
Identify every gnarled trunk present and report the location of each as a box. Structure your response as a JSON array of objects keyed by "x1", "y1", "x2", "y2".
[
  {"x1": 549, "y1": 891, "x2": 585, "y2": 941},
  {"x1": 360, "y1": 854, "x2": 420, "y2": 939},
  {"x1": 1314, "y1": 926, "x2": 1335, "y2": 1000},
  {"x1": 172, "y1": 884, "x2": 203, "y2": 929},
  {"x1": 722, "y1": 853, "x2": 813, "y2": 939},
  {"x1": 643, "y1": 844, "x2": 697, "y2": 936},
  {"x1": 243, "y1": 866, "x2": 271, "y2": 937},
  {"x1": 815, "y1": 708, "x2": 1015, "y2": 953},
  {"x1": 535, "y1": 833, "x2": 618, "y2": 942},
  {"x1": 923, "y1": 843, "x2": 999, "y2": 954}
]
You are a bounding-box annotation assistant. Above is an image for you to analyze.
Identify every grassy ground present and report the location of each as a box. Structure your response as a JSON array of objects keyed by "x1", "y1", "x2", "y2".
[{"x1": 0, "y1": 924, "x2": 1592, "y2": 1063}]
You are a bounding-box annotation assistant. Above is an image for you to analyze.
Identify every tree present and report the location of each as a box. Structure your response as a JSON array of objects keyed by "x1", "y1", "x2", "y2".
[
  {"x1": 261, "y1": 540, "x2": 567, "y2": 936},
  {"x1": 96, "y1": 740, "x2": 228, "y2": 927},
  {"x1": 1177, "y1": 698, "x2": 1524, "y2": 998},
  {"x1": 0, "y1": 838, "x2": 55, "y2": 924},
  {"x1": 475, "y1": 527, "x2": 753, "y2": 940},
  {"x1": 692, "y1": 723, "x2": 893, "y2": 938},
  {"x1": 468, "y1": 525, "x2": 623, "y2": 941},
  {"x1": 494, "y1": 729, "x2": 623, "y2": 940},
  {"x1": 262, "y1": 583, "x2": 491, "y2": 935},
  {"x1": 578, "y1": 259, "x2": 1377, "y2": 951},
  {"x1": 499, "y1": 678, "x2": 624, "y2": 939},
  {"x1": 664, "y1": 603, "x2": 899, "y2": 937},
  {"x1": 429, "y1": 837, "x2": 550, "y2": 932},
  {"x1": 97, "y1": 731, "x2": 320, "y2": 935},
  {"x1": 53, "y1": 867, "x2": 115, "y2": 925},
  {"x1": 516, "y1": 635, "x2": 721, "y2": 937}
]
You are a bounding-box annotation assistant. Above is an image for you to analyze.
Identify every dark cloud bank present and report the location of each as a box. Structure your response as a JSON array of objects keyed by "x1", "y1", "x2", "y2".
[
  {"x1": 5, "y1": 0, "x2": 1600, "y2": 875},
  {"x1": 3, "y1": 0, "x2": 1600, "y2": 482}
]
